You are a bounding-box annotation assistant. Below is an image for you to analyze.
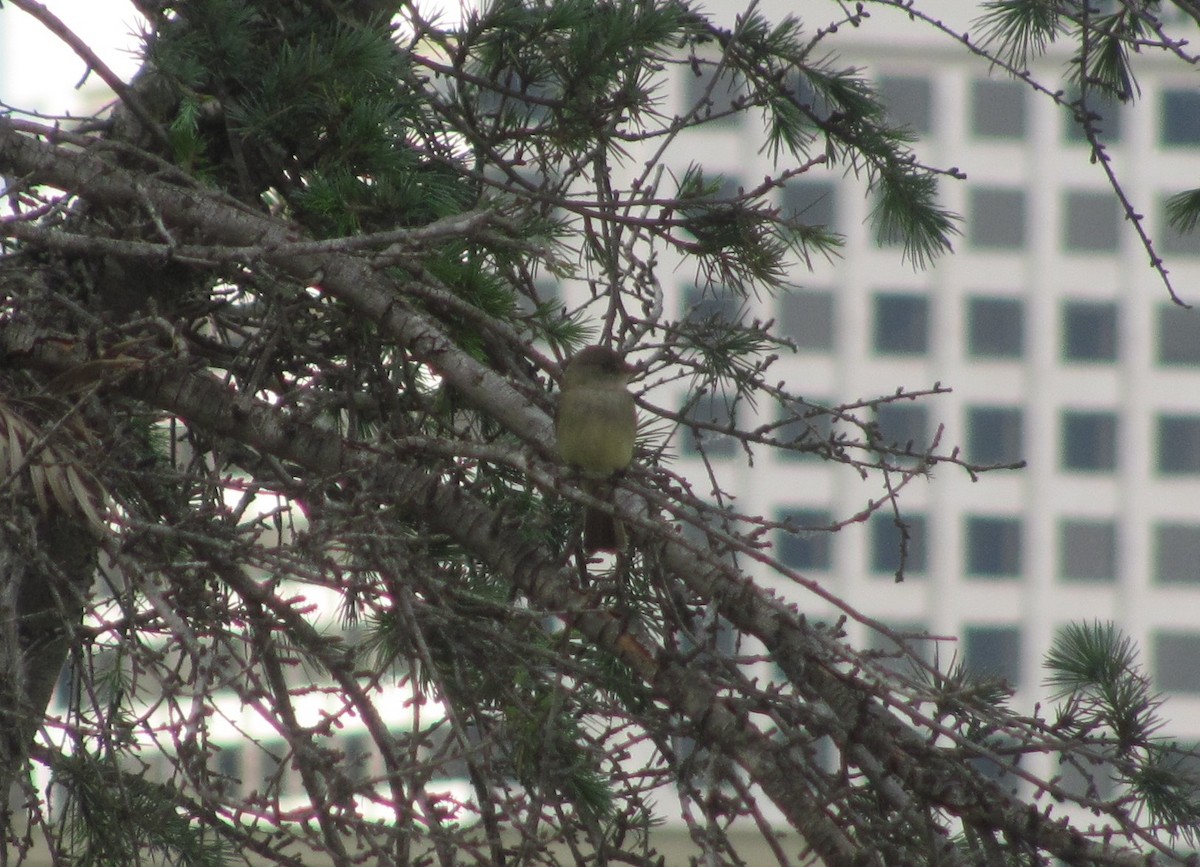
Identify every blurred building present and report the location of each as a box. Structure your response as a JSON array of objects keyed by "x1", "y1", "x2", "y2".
[{"x1": 652, "y1": 0, "x2": 1200, "y2": 792}]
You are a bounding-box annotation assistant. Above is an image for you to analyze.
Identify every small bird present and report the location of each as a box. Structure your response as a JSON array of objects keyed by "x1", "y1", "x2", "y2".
[{"x1": 555, "y1": 345, "x2": 637, "y2": 553}]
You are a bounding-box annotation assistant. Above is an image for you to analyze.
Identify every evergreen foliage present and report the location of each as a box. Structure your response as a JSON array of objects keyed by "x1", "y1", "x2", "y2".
[{"x1": 0, "y1": 0, "x2": 1197, "y2": 865}]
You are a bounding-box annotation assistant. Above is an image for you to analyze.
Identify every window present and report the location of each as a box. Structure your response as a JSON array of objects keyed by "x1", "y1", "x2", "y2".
[
  {"x1": 969, "y1": 188, "x2": 1026, "y2": 250},
  {"x1": 1158, "y1": 305, "x2": 1200, "y2": 365},
  {"x1": 1158, "y1": 415, "x2": 1200, "y2": 474},
  {"x1": 1062, "y1": 301, "x2": 1118, "y2": 362},
  {"x1": 966, "y1": 406, "x2": 1024, "y2": 465},
  {"x1": 1154, "y1": 632, "x2": 1200, "y2": 693},
  {"x1": 683, "y1": 64, "x2": 745, "y2": 121},
  {"x1": 873, "y1": 293, "x2": 929, "y2": 354},
  {"x1": 1058, "y1": 749, "x2": 1118, "y2": 800},
  {"x1": 1060, "y1": 520, "x2": 1117, "y2": 582},
  {"x1": 963, "y1": 625, "x2": 1022, "y2": 684},
  {"x1": 966, "y1": 516, "x2": 1022, "y2": 578},
  {"x1": 971, "y1": 79, "x2": 1026, "y2": 138},
  {"x1": 779, "y1": 291, "x2": 834, "y2": 351},
  {"x1": 875, "y1": 403, "x2": 929, "y2": 455},
  {"x1": 1161, "y1": 195, "x2": 1200, "y2": 256},
  {"x1": 1154, "y1": 524, "x2": 1200, "y2": 584},
  {"x1": 1063, "y1": 191, "x2": 1120, "y2": 252},
  {"x1": 966, "y1": 297, "x2": 1024, "y2": 358},
  {"x1": 878, "y1": 75, "x2": 933, "y2": 135},
  {"x1": 683, "y1": 392, "x2": 737, "y2": 457},
  {"x1": 782, "y1": 180, "x2": 837, "y2": 231},
  {"x1": 869, "y1": 513, "x2": 927, "y2": 576},
  {"x1": 1061, "y1": 411, "x2": 1118, "y2": 472},
  {"x1": 774, "y1": 398, "x2": 834, "y2": 460},
  {"x1": 791, "y1": 70, "x2": 835, "y2": 123},
  {"x1": 520, "y1": 278, "x2": 560, "y2": 314},
  {"x1": 865, "y1": 621, "x2": 933, "y2": 677},
  {"x1": 684, "y1": 284, "x2": 745, "y2": 325},
  {"x1": 1064, "y1": 89, "x2": 1122, "y2": 143},
  {"x1": 1161, "y1": 89, "x2": 1200, "y2": 146},
  {"x1": 777, "y1": 509, "x2": 833, "y2": 570}
]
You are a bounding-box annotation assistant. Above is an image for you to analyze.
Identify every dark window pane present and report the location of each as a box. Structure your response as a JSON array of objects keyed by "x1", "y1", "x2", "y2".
[
  {"x1": 963, "y1": 625, "x2": 1022, "y2": 683},
  {"x1": 791, "y1": 71, "x2": 835, "y2": 123},
  {"x1": 1154, "y1": 632, "x2": 1200, "y2": 693},
  {"x1": 1058, "y1": 748, "x2": 1118, "y2": 800},
  {"x1": 1158, "y1": 305, "x2": 1200, "y2": 365},
  {"x1": 684, "y1": 285, "x2": 745, "y2": 324},
  {"x1": 782, "y1": 180, "x2": 837, "y2": 231},
  {"x1": 879, "y1": 75, "x2": 932, "y2": 134},
  {"x1": 969, "y1": 188, "x2": 1026, "y2": 249},
  {"x1": 1158, "y1": 415, "x2": 1200, "y2": 474},
  {"x1": 1061, "y1": 411, "x2": 1118, "y2": 471},
  {"x1": 1065, "y1": 90, "x2": 1122, "y2": 143},
  {"x1": 874, "y1": 293, "x2": 929, "y2": 354},
  {"x1": 967, "y1": 406, "x2": 1024, "y2": 465},
  {"x1": 777, "y1": 509, "x2": 832, "y2": 570},
  {"x1": 775, "y1": 398, "x2": 835, "y2": 461},
  {"x1": 1154, "y1": 524, "x2": 1200, "y2": 584},
  {"x1": 1060, "y1": 520, "x2": 1117, "y2": 582},
  {"x1": 1063, "y1": 191, "x2": 1120, "y2": 252},
  {"x1": 1161, "y1": 90, "x2": 1200, "y2": 146},
  {"x1": 683, "y1": 392, "x2": 736, "y2": 457},
  {"x1": 967, "y1": 297, "x2": 1024, "y2": 358},
  {"x1": 967, "y1": 516, "x2": 1022, "y2": 578},
  {"x1": 971, "y1": 79, "x2": 1026, "y2": 138},
  {"x1": 875, "y1": 403, "x2": 929, "y2": 454},
  {"x1": 865, "y1": 621, "x2": 933, "y2": 677},
  {"x1": 780, "y1": 291, "x2": 834, "y2": 351},
  {"x1": 1161, "y1": 196, "x2": 1200, "y2": 256},
  {"x1": 683, "y1": 64, "x2": 745, "y2": 121},
  {"x1": 1063, "y1": 301, "x2": 1119, "y2": 362},
  {"x1": 869, "y1": 513, "x2": 927, "y2": 575}
]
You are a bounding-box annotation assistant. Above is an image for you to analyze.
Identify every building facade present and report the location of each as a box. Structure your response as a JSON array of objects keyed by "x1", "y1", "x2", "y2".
[{"x1": 654, "y1": 0, "x2": 1200, "y2": 792}]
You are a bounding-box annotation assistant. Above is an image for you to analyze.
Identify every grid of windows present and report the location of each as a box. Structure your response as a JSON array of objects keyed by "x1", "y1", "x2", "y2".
[
  {"x1": 1157, "y1": 415, "x2": 1200, "y2": 475},
  {"x1": 1063, "y1": 301, "x2": 1118, "y2": 362},
  {"x1": 874, "y1": 293, "x2": 929, "y2": 354},
  {"x1": 1060, "y1": 520, "x2": 1117, "y2": 582},
  {"x1": 869, "y1": 513, "x2": 927, "y2": 576},
  {"x1": 713, "y1": 68, "x2": 1200, "y2": 710},
  {"x1": 966, "y1": 297, "x2": 1024, "y2": 358},
  {"x1": 967, "y1": 406, "x2": 1024, "y2": 465},
  {"x1": 1063, "y1": 191, "x2": 1120, "y2": 252},
  {"x1": 969, "y1": 188, "x2": 1026, "y2": 249},
  {"x1": 777, "y1": 509, "x2": 833, "y2": 571},
  {"x1": 966, "y1": 516, "x2": 1022, "y2": 578},
  {"x1": 971, "y1": 78, "x2": 1026, "y2": 139},
  {"x1": 1061, "y1": 411, "x2": 1118, "y2": 472}
]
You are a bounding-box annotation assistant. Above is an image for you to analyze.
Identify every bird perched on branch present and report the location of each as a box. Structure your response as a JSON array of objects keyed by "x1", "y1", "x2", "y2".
[{"x1": 555, "y1": 345, "x2": 637, "y2": 553}]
